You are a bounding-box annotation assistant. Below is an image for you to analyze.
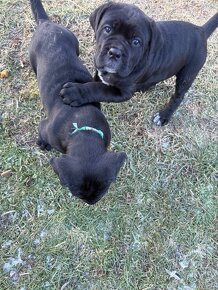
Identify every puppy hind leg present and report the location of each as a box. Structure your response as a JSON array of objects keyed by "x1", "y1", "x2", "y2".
[
  {"x1": 153, "y1": 63, "x2": 204, "y2": 126},
  {"x1": 37, "y1": 119, "x2": 52, "y2": 151}
]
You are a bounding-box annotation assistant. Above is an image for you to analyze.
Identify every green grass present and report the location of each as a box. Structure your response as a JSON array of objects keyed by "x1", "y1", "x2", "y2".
[{"x1": 0, "y1": 0, "x2": 217, "y2": 289}]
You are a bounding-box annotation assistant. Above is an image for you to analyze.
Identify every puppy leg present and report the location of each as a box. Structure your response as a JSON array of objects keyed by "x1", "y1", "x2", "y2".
[
  {"x1": 60, "y1": 82, "x2": 133, "y2": 106},
  {"x1": 37, "y1": 119, "x2": 52, "y2": 151},
  {"x1": 153, "y1": 61, "x2": 205, "y2": 126}
]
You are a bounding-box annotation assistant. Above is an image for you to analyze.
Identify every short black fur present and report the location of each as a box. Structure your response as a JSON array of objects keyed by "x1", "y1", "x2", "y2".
[
  {"x1": 29, "y1": 0, "x2": 126, "y2": 204},
  {"x1": 60, "y1": 2, "x2": 218, "y2": 126}
]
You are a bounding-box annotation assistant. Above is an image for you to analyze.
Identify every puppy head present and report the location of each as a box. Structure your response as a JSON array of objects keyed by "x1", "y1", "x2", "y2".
[
  {"x1": 50, "y1": 152, "x2": 126, "y2": 205},
  {"x1": 90, "y1": 2, "x2": 162, "y2": 85}
]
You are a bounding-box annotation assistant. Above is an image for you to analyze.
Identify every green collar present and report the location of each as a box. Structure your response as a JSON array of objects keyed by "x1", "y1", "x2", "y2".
[{"x1": 71, "y1": 122, "x2": 104, "y2": 140}]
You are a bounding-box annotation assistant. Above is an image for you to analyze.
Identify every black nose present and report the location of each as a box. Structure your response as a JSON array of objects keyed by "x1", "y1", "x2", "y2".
[{"x1": 108, "y1": 47, "x2": 121, "y2": 59}]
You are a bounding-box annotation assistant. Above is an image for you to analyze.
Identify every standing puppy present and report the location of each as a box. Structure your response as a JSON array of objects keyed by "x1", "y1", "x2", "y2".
[
  {"x1": 60, "y1": 2, "x2": 218, "y2": 126},
  {"x1": 29, "y1": 0, "x2": 126, "y2": 204}
]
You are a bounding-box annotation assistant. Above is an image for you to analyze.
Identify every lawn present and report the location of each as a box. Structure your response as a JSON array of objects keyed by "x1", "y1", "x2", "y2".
[{"x1": 0, "y1": 0, "x2": 217, "y2": 289}]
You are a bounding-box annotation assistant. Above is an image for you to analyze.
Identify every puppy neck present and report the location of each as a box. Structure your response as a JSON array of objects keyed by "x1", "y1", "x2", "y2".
[{"x1": 66, "y1": 133, "x2": 106, "y2": 160}]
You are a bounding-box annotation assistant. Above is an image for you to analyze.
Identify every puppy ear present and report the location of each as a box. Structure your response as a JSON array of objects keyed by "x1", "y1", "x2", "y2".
[
  {"x1": 104, "y1": 151, "x2": 127, "y2": 181},
  {"x1": 89, "y1": 3, "x2": 112, "y2": 32},
  {"x1": 147, "y1": 17, "x2": 164, "y2": 53},
  {"x1": 50, "y1": 155, "x2": 75, "y2": 187}
]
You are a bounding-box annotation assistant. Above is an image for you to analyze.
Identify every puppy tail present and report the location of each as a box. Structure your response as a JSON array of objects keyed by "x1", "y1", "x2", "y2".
[
  {"x1": 202, "y1": 13, "x2": 218, "y2": 38},
  {"x1": 30, "y1": 0, "x2": 49, "y2": 24}
]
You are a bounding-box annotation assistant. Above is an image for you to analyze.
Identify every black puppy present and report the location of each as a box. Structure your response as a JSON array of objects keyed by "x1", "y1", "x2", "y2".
[
  {"x1": 60, "y1": 2, "x2": 218, "y2": 126},
  {"x1": 29, "y1": 0, "x2": 126, "y2": 204}
]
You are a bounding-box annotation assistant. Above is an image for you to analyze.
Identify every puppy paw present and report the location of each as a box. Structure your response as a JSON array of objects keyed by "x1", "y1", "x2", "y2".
[
  {"x1": 60, "y1": 84, "x2": 83, "y2": 107},
  {"x1": 37, "y1": 139, "x2": 52, "y2": 151},
  {"x1": 64, "y1": 97, "x2": 82, "y2": 107},
  {"x1": 153, "y1": 112, "x2": 170, "y2": 126},
  {"x1": 62, "y1": 82, "x2": 74, "y2": 89}
]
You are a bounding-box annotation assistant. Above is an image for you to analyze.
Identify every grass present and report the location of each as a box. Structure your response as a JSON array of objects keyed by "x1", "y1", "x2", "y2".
[{"x1": 0, "y1": 0, "x2": 217, "y2": 289}]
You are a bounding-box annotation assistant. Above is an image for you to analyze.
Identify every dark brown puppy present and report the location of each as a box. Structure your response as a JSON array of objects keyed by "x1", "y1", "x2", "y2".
[
  {"x1": 60, "y1": 2, "x2": 218, "y2": 126},
  {"x1": 29, "y1": 0, "x2": 126, "y2": 204}
]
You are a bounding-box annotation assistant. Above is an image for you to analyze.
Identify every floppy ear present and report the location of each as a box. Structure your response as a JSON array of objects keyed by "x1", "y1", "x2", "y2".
[
  {"x1": 104, "y1": 151, "x2": 127, "y2": 181},
  {"x1": 50, "y1": 155, "x2": 76, "y2": 187},
  {"x1": 89, "y1": 2, "x2": 113, "y2": 32},
  {"x1": 147, "y1": 17, "x2": 164, "y2": 53}
]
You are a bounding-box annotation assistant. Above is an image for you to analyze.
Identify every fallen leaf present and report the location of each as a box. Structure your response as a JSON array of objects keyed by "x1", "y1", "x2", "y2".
[
  {"x1": 1, "y1": 170, "x2": 13, "y2": 177},
  {"x1": 0, "y1": 69, "x2": 10, "y2": 78}
]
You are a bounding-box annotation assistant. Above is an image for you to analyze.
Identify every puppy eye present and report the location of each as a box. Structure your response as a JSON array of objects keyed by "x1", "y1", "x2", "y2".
[
  {"x1": 132, "y1": 37, "x2": 142, "y2": 47},
  {"x1": 104, "y1": 25, "x2": 112, "y2": 34}
]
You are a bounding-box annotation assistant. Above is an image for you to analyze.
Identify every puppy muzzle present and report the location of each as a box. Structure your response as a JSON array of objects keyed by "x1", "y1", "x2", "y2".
[{"x1": 95, "y1": 39, "x2": 129, "y2": 76}]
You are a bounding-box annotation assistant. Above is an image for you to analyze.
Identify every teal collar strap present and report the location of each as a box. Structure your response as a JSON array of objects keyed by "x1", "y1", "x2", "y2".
[{"x1": 71, "y1": 122, "x2": 104, "y2": 140}]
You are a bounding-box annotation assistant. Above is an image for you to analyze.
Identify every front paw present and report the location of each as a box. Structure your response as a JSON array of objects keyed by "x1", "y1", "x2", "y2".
[
  {"x1": 60, "y1": 83, "x2": 83, "y2": 107},
  {"x1": 37, "y1": 138, "x2": 52, "y2": 151},
  {"x1": 153, "y1": 111, "x2": 171, "y2": 126}
]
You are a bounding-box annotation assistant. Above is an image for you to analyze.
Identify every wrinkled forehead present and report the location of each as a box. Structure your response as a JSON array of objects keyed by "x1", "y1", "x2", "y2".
[{"x1": 100, "y1": 4, "x2": 147, "y2": 31}]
